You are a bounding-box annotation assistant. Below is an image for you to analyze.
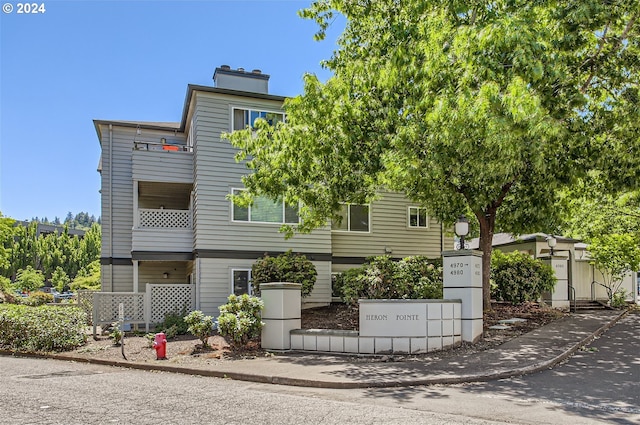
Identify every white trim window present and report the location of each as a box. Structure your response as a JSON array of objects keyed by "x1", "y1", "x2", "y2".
[
  {"x1": 331, "y1": 204, "x2": 370, "y2": 232},
  {"x1": 232, "y1": 269, "x2": 252, "y2": 296},
  {"x1": 408, "y1": 206, "x2": 429, "y2": 228},
  {"x1": 231, "y1": 189, "x2": 299, "y2": 224},
  {"x1": 232, "y1": 107, "x2": 284, "y2": 131}
]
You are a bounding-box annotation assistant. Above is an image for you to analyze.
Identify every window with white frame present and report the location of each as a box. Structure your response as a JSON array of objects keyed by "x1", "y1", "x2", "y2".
[
  {"x1": 232, "y1": 269, "x2": 252, "y2": 295},
  {"x1": 331, "y1": 204, "x2": 370, "y2": 232},
  {"x1": 232, "y1": 107, "x2": 284, "y2": 131},
  {"x1": 231, "y1": 189, "x2": 299, "y2": 224},
  {"x1": 408, "y1": 206, "x2": 429, "y2": 228}
]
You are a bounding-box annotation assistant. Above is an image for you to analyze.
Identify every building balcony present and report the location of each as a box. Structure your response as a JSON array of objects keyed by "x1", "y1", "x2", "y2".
[
  {"x1": 132, "y1": 208, "x2": 193, "y2": 253},
  {"x1": 132, "y1": 142, "x2": 193, "y2": 184}
]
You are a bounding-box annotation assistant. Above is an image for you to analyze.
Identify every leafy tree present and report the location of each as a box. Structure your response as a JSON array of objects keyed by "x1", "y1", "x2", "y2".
[
  {"x1": 1, "y1": 217, "x2": 101, "y2": 284},
  {"x1": 0, "y1": 212, "x2": 16, "y2": 275},
  {"x1": 563, "y1": 173, "x2": 640, "y2": 240},
  {"x1": 562, "y1": 172, "x2": 639, "y2": 302},
  {"x1": 226, "y1": 0, "x2": 639, "y2": 310},
  {"x1": 51, "y1": 266, "x2": 71, "y2": 292},
  {"x1": 70, "y1": 260, "x2": 101, "y2": 291},
  {"x1": 79, "y1": 223, "x2": 101, "y2": 268},
  {"x1": 588, "y1": 234, "x2": 640, "y2": 304},
  {"x1": 15, "y1": 266, "x2": 44, "y2": 292},
  {"x1": 5, "y1": 221, "x2": 39, "y2": 280}
]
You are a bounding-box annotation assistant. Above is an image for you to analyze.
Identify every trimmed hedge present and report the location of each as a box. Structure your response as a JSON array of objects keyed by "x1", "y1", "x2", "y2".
[
  {"x1": 491, "y1": 250, "x2": 557, "y2": 304},
  {"x1": 0, "y1": 304, "x2": 87, "y2": 352},
  {"x1": 337, "y1": 255, "x2": 443, "y2": 304},
  {"x1": 251, "y1": 250, "x2": 317, "y2": 298}
]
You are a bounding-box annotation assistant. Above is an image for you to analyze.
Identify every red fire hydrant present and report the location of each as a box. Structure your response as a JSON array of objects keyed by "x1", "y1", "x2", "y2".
[{"x1": 153, "y1": 332, "x2": 167, "y2": 360}]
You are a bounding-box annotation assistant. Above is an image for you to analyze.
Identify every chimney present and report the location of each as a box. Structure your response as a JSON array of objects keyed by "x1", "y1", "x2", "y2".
[{"x1": 213, "y1": 65, "x2": 270, "y2": 94}]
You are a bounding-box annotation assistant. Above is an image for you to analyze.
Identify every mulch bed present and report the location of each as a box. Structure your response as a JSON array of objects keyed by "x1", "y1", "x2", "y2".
[{"x1": 58, "y1": 301, "x2": 566, "y2": 364}]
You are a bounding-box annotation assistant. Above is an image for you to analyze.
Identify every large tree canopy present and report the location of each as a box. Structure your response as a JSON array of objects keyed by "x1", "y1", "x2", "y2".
[{"x1": 227, "y1": 0, "x2": 639, "y2": 309}]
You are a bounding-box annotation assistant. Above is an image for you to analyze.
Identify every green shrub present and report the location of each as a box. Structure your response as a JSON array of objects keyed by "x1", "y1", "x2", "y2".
[
  {"x1": 51, "y1": 267, "x2": 71, "y2": 292},
  {"x1": 21, "y1": 291, "x2": 54, "y2": 306},
  {"x1": 70, "y1": 260, "x2": 101, "y2": 291},
  {"x1": 14, "y1": 266, "x2": 44, "y2": 292},
  {"x1": 0, "y1": 276, "x2": 17, "y2": 304},
  {"x1": 109, "y1": 322, "x2": 123, "y2": 346},
  {"x1": 332, "y1": 267, "x2": 363, "y2": 298},
  {"x1": 338, "y1": 255, "x2": 443, "y2": 304},
  {"x1": 154, "y1": 308, "x2": 189, "y2": 338},
  {"x1": 184, "y1": 310, "x2": 214, "y2": 348},
  {"x1": 144, "y1": 333, "x2": 155, "y2": 348},
  {"x1": 490, "y1": 250, "x2": 556, "y2": 304},
  {"x1": 611, "y1": 290, "x2": 627, "y2": 309},
  {"x1": 0, "y1": 304, "x2": 87, "y2": 352},
  {"x1": 251, "y1": 250, "x2": 317, "y2": 298},
  {"x1": 217, "y1": 294, "x2": 264, "y2": 348}
]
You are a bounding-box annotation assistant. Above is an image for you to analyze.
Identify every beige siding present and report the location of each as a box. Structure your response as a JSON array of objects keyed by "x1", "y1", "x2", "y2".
[
  {"x1": 191, "y1": 92, "x2": 332, "y2": 254},
  {"x1": 331, "y1": 192, "x2": 447, "y2": 259},
  {"x1": 197, "y1": 258, "x2": 331, "y2": 317},
  {"x1": 100, "y1": 126, "x2": 135, "y2": 258},
  {"x1": 100, "y1": 264, "x2": 133, "y2": 292},
  {"x1": 132, "y1": 229, "x2": 193, "y2": 252},
  {"x1": 573, "y1": 260, "x2": 635, "y2": 301},
  {"x1": 198, "y1": 258, "x2": 239, "y2": 317},
  {"x1": 101, "y1": 125, "x2": 188, "y2": 259},
  {"x1": 132, "y1": 150, "x2": 192, "y2": 183},
  {"x1": 308, "y1": 261, "x2": 332, "y2": 304},
  {"x1": 138, "y1": 261, "x2": 190, "y2": 289}
]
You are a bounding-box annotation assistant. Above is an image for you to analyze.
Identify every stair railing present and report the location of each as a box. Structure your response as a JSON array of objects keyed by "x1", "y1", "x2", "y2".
[
  {"x1": 569, "y1": 284, "x2": 576, "y2": 313},
  {"x1": 591, "y1": 280, "x2": 607, "y2": 301}
]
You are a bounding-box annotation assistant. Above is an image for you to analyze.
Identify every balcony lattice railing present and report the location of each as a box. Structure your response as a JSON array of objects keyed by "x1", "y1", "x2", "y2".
[{"x1": 138, "y1": 208, "x2": 192, "y2": 229}]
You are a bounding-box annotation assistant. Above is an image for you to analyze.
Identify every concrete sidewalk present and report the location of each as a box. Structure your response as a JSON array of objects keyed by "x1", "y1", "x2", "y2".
[{"x1": 11, "y1": 310, "x2": 627, "y2": 389}]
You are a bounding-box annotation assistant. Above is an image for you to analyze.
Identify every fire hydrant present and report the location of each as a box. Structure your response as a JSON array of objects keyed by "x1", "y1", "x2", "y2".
[{"x1": 153, "y1": 332, "x2": 167, "y2": 360}]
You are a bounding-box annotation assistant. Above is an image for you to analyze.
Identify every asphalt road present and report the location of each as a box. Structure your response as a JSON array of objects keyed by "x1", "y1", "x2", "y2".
[
  {"x1": 278, "y1": 311, "x2": 640, "y2": 425},
  {"x1": 1, "y1": 356, "x2": 508, "y2": 425},
  {"x1": 1, "y1": 311, "x2": 637, "y2": 425}
]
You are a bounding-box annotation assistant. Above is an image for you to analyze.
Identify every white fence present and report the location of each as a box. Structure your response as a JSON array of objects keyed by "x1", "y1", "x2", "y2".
[
  {"x1": 146, "y1": 283, "x2": 196, "y2": 325},
  {"x1": 138, "y1": 208, "x2": 192, "y2": 229},
  {"x1": 91, "y1": 284, "x2": 196, "y2": 337}
]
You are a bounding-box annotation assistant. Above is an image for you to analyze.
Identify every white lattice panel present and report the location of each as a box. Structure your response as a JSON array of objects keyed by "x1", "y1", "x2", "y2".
[
  {"x1": 77, "y1": 290, "x2": 98, "y2": 324},
  {"x1": 139, "y1": 209, "x2": 191, "y2": 229},
  {"x1": 147, "y1": 284, "x2": 196, "y2": 324},
  {"x1": 93, "y1": 292, "x2": 146, "y2": 325}
]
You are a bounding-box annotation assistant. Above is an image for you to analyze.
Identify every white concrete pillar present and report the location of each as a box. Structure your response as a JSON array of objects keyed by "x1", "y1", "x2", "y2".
[
  {"x1": 542, "y1": 256, "x2": 570, "y2": 310},
  {"x1": 442, "y1": 250, "x2": 483, "y2": 343},
  {"x1": 260, "y1": 282, "x2": 301, "y2": 350}
]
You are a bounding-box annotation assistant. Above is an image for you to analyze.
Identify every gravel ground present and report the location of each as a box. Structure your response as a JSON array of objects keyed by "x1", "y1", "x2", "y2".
[{"x1": 62, "y1": 302, "x2": 565, "y2": 366}]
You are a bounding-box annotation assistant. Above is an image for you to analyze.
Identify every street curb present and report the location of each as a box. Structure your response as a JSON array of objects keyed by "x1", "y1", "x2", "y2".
[{"x1": 0, "y1": 310, "x2": 627, "y2": 389}]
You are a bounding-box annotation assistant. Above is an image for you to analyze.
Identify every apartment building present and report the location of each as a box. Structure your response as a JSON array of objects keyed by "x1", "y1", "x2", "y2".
[{"x1": 94, "y1": 66, "x2": 452, "y2": 316}]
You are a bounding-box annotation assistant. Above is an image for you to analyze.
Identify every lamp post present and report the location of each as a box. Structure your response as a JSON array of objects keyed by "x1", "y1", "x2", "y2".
[
  {"x1": 546, "y1": 235, "x2": 557, "y2": 256},
  {"x1": 455, "y1": 215, "x2": 469, "y2": 250}
]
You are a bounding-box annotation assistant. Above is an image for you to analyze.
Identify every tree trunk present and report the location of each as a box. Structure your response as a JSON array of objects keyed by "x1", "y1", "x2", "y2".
[{"x1": 476, "y1": 210, "x2": 496, "y2": 311}]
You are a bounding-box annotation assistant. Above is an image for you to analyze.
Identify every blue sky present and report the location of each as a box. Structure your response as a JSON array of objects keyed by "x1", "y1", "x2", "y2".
[{"x1": 0, "y1": 0, "x2": 343, "y2": 222}]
